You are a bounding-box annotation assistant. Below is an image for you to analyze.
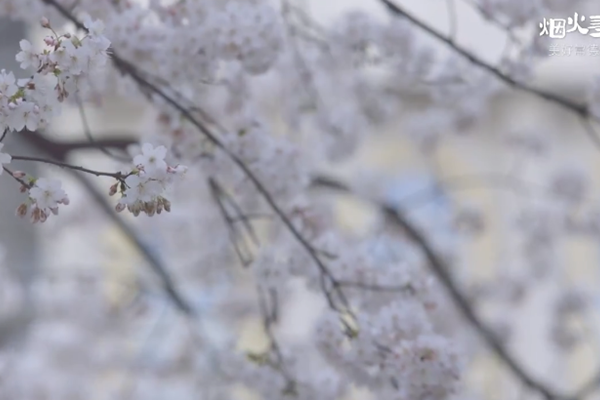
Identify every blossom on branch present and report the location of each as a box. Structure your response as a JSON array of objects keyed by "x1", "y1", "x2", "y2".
[
  {"x1": 16, "y1": 177, "x2": 70, "y2": 223},
  {"x1": 113, "y1": 143, "x2": 187, "y2": 217}
]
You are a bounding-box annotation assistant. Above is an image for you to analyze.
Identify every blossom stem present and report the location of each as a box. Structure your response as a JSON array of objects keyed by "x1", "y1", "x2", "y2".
[
  {"x1": 3, "y1": 166, "x2": 30, "y2": 188},
  {"x1": 10, "y1": 155, "x2": 124, "y2": 179}
]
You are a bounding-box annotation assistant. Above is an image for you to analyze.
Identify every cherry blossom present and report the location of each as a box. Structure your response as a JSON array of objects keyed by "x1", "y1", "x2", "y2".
[
  {"x1": 133, "y1": 143, "x2": 168, "y2": 175},
  {"x1": 15, "y1": 39, "x2": 38, "y2": 70},
  {"x1": 0, "y1": 70, "x2": 18, "y2": 98}
]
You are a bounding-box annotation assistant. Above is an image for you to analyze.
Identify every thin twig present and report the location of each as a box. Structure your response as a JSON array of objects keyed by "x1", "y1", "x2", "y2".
[
  {"x1": 211, "y1": 179, "x2": 261, "y2": 247},
  {"x1": 3, "y1": 167, "x2": 29, "y2": 188},
  {"x1": 208, "y1": 177, "x2": 255, "y2": 267},
  {"x1": 256, "y1": 285, "x2": 298, "y2": 395},
  {"x1": 10, "y1": 155, "x2": 124, "y2": 179}
]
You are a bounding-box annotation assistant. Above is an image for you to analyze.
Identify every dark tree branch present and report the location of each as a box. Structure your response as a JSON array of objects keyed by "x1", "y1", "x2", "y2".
[
  {"x1": 377, "y1": 2, "x2": 600, "y2": 395},
  {"x1": 20, "y1": 129, "x2": 135, "y2": 160},
  {"x1": 378, "y1": 0, "x2": 585, "y2": 112},
  {"x1": 378, "y1": 0, "x2": 600, "y2": 147},
  {"x1": 42, "y1": 0, "x2": 356, "y2": 320},
  {"x1": 312, "y1": 175, "x2": 570, "y2": 400}
]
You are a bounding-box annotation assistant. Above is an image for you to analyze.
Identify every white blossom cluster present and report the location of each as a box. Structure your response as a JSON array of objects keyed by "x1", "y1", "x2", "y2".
[
  {"x1": 0, "y1": 17, "x2": 189, "y2": 222},
  {"x1": 90, "y1": 0, "x2": 285, "y2": 92},
  {"x1": 212, "y1": 1, "x2": 284, "y2": 75},
  {"x1": 113, "y1": 143, "x2": 188, "y2": 217},
  {"x1": 16, "y1": 176, "x2": 70, "y2": 223},
  {"x1": 0, "y1": 15, "x2": 109, "y2": 133}
]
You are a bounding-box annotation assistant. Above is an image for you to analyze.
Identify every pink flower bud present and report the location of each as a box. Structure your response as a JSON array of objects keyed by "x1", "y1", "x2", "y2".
[
  {"x1": 108, "y1": 183, "x2": 118, "y2": 196},
  {"x1": 44, "y1": 36, "x2": 56, "y2": 46},
  {"x1": 40, "y1": 17, "x2": 50, "y2": 28},
  {"x1": 15, "y1": 203, "x2": 28, "y2": 218},
  {"x1": 30, "y1": 207, "x2": 41, "y2": 223},
  {"x1": 115, "y1": 203, "x2": 126, "y2": 213},
  {"x1": 162, "y1": 198, "x2": 171, "y2": 212},
  {"x1": 12, "y1": 171, "x2": 26, "y2": 178},
  {"x1": 144, "y1": 201, "x2": 156, "y2": 215}
]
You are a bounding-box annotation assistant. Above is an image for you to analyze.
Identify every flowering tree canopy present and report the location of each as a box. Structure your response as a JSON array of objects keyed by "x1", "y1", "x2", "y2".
[{"x1": 0, "y1": 0, "x2": 599, "y2": 399}]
